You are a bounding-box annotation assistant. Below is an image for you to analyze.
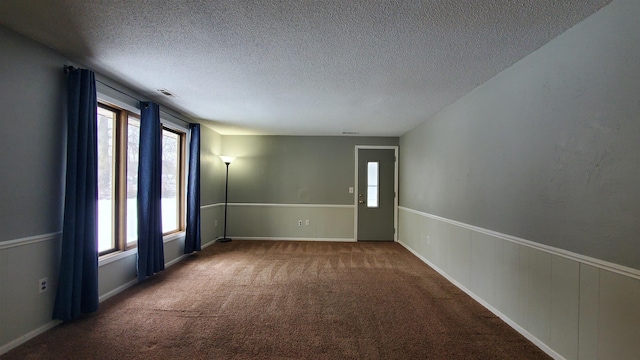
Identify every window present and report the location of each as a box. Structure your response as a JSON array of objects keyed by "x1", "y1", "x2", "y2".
[
  {"x1": 97, "y1": 102, "x2": 186, "y2": 255},
  {"x1": 367, "y1": 161, "x2": 379, "y2": 208},
  {"x1": 97, "y1": 105, "x2": 116, "y2": 253},
  {"x1": 161, "y1": 128, "x2": 184, "y2": 234},
  {"x1": 125, "y1": 117, "x2": 140, "y2": 245}
]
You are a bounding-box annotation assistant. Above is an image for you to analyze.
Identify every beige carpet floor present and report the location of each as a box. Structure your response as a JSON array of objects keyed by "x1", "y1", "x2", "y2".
[{"x1": 2, "y1": 240, "x2": 550, "y2": 359}]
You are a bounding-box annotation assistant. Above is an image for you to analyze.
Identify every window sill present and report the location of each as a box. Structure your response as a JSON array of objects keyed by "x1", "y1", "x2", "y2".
[
  {"x1": 163, "y1": 231, "x2": 186, "y2": 243},
  {"x1": 98, "y1": 231, "x2": 186, "y2": 267},
  {"x1": 99, "y1": 247, "x2": 137, "y2": 267}
]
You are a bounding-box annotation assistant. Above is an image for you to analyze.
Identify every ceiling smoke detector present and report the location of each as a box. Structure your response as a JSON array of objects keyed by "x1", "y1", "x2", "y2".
[
  {"x1": 157, "y1": 88, "x2": 178, "y2": 98},
  {"x1": 342, "y1": 131, "x2": 359, "y2": 135}
]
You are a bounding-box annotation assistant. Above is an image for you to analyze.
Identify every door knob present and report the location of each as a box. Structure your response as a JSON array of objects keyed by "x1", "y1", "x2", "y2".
[{"x1": 358, "y1": 200, "x2": 365, "y2": 204}]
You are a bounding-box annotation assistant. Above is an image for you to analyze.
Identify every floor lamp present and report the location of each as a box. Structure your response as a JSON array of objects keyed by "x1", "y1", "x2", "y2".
[{"x1": 219, "y1": 155, "x2": 236, "y2": 242}]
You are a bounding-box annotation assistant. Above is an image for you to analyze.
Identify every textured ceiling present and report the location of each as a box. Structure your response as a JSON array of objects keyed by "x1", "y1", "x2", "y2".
[{"x1": 0, "y1": 0, "x2": 610, "y2": 136}]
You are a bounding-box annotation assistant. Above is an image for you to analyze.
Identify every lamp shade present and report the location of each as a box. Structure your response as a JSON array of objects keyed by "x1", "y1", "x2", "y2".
[{"x1": 219, "y1": 155, "x2": 236, "y2": 164}]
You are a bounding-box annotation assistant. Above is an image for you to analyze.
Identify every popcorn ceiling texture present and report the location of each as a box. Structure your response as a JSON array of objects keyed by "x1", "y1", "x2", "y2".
[{"x1": 0, "y1": 0, "x2": 610, "y2": 135}]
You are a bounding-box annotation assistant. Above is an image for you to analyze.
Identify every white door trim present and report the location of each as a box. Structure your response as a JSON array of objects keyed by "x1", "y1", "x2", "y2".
[{"x1": 354, "y1": 145, "x2": 399, "y2": 242}]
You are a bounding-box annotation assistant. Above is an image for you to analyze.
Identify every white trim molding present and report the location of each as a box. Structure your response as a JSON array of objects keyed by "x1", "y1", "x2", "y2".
[
  {"x1": 227, "y1": 203, "x2": 354, "y2": 208},
  {"x1": 399, "y1": 206, "x2": 640, "y2": 280},
  {"x1": 201, "y1": 203, "x2": 224, "y2": 209},
  {"x1": 0, "y1": 232, "x2": 61, "y2": 250},
  {"x1": 203, "y1": 203, "x2": 354, "y2": 209}
]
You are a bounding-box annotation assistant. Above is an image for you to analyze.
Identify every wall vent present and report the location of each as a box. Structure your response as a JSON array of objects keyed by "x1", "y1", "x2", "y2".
[{"x1": 157, "y1": 88, "x2": 178, "y2": 98}]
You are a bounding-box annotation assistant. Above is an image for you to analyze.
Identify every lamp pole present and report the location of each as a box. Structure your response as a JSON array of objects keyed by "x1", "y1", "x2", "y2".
[{"x1": 219, "y1": 156, "x2": 235, "y2": 242}]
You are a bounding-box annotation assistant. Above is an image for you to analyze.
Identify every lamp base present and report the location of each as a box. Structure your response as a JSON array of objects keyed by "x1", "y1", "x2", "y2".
[{"x1": 219, "y1": 238, "x2": 232, "y2": 243}]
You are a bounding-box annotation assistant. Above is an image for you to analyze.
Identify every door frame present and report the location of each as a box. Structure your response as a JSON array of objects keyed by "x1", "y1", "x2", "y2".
[{"x1": 354, "y1": 145, "x2": 399, "y2": 242}]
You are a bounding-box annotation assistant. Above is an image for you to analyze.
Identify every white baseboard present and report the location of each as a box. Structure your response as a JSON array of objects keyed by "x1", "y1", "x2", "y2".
[
  {"x1": 397, "y1": 240, "x2": 565, "y2": 360},
  {"x1": 165, "y1": 253, "x2": 190, "y2": 267},
  {"x1": 0, "y1": 320, "x2": 62, "y2": 356},
  {"x1": 99, "y1": 279, "x2": 138, "y2": 303},
  {"x1": 201, "y1": 238, "x2": 220, "y2": 248}
]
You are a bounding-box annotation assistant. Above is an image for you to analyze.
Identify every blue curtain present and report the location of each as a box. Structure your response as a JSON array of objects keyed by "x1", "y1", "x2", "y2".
[
  {"x1": 53, "y1": 68, "x2": 99, "y2": 321},
  {"x1": 184, "y1": 123, "x2": 201, "y2": 253},
  {"x1": 137, "y1": 101, "x2": 164, "y2": 281}
]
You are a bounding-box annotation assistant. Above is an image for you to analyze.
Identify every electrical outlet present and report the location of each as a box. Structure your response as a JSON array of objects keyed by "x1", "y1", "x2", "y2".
[
  {"x1": 214, "y1": 220, "x2": 218, "y2": 227},
  {"x1": 426, "y1": 236, "x2": 430, "y2": 245},
  {"x1": 298, "y1": 220, "x2": 303, "y2": 226},
  {"x1": 39, "y1": 277, "x2": 48, "y2": 294},
  {"x1": 305, "y1": 219, "x2": 310, "y2": 226}
]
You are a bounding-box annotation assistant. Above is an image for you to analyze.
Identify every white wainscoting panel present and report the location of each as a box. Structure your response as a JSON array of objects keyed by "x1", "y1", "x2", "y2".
[
  {"x1": 495, "y1": 238, "x2": 520, "y2": 322},
  {"x1": 549, "y1": 256, "x2": 580, "y2": 360},
  {"x1": 598, "y1": 270, "x2": 640, "y2": 360},
  {"x1": 527, "y1": 248, "x2": 552, "y2": 345},
  {"x1": 578, "y1": 264, "x2": 599, "y2": 360},
  {"x1": 517, "y1": 246, "x2": 532, "y2": 331},
  {"x1": 470, "y1": 231, "x2": 497, "y2": 305},
  {"x1": 0, "y1": 246, "x2": 8, "y2": 346},
  {"x1": 3, "y1": 234, "x2": 60, "y2": 349},
  {"x1": 226, "y1": 204, "x2": 355, "y2": 241},
  {"x1": 398, "y1": 206, "x2": 640, "y2": 360},
  {"x1": 445, "y1": 222, "x2": 472, "y2": 289}
]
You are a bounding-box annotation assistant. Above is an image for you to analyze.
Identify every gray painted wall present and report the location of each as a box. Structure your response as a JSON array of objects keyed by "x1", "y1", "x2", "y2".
[
  {"x1": 0, "y1": 25, "x2": 66, "y2": 242},
  {"x1": 200, "y1": 126, "x2": 225, "y2": 206},
  {"x1": 222, "y1": 135, "x2": 398, "y2": 205},
  {"x1": 400, "y1": 0, "x2": 640, "y2": 270}
]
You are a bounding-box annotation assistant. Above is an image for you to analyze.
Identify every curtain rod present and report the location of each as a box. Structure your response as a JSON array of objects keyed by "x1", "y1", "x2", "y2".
[
  {"x1": 63, "y1": 65, "x2": 192, "y2": 124},
  {"x1": 96, "y1": 79, "x2": 192, "y2": 124}
]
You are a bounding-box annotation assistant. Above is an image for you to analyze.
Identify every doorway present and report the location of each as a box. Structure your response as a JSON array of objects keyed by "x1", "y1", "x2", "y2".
[{"x1": 355, "y1": 146, "x2": 398, "y2": 241}]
